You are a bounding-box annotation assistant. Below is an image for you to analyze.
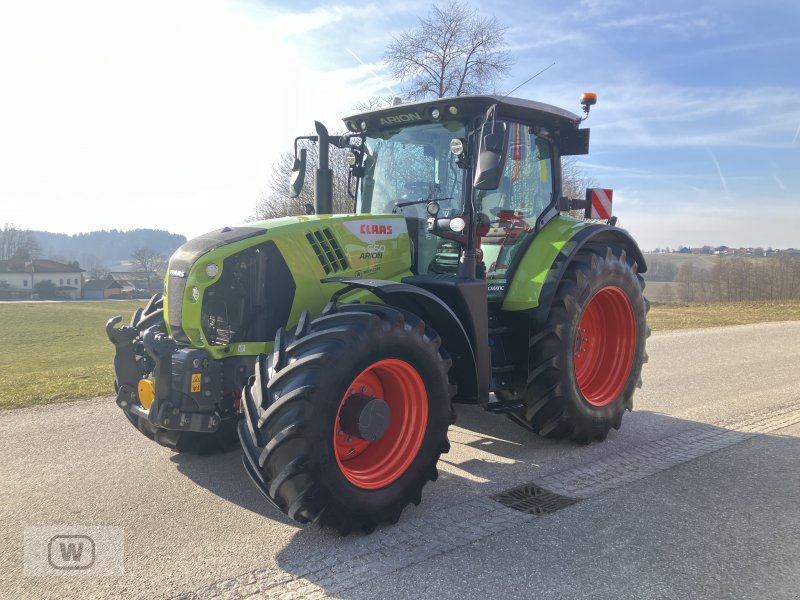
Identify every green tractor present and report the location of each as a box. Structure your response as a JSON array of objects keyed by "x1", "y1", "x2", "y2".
[{"x1": 107, "y1": 93, "x2": 649, "y2": 532}]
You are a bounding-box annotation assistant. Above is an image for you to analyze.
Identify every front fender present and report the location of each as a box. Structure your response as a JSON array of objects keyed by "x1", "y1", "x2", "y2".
[{"x1": 323, "y1": 277, "x2": 483, "y2": 404}]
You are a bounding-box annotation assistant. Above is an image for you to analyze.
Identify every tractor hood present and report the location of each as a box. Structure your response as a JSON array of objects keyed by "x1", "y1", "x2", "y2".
[{"x1": 164, "y1": 214, "x2": 413, "y2": 359}]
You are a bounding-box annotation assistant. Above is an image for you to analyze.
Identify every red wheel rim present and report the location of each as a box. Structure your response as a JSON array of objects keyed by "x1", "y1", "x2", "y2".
[
  {"x1": 334, "y1": 359, "x2": 428, "y2": 490},
  {"x1": 574, "y1": 286, "x2": 636, "y2": 407}
]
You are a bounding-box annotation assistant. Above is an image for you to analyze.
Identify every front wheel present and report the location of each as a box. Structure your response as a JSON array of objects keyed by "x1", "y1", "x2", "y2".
[
  {"x1": 239, "y1": 304, "x2": 454, "y2": 533},
  {"x1": 503, "y1": 245, "x2": 649, "y2": 443}
]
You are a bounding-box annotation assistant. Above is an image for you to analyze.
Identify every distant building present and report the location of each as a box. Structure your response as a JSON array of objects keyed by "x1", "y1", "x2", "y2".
[
  {"x1": 109, "y1": 271, "x2": 162, "y2": 293},
  {"x1": 82, "y1": 278, "x2": 124, "y2": 300},
  {"x1": 0, "y1": 259, "x2": 84, "y2": 300}
]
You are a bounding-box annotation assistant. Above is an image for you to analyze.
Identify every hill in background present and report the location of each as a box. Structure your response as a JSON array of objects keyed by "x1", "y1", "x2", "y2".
[
  {"x1": 643, "y1": 252, "x2": 800, "y2": 304},
  {"x1": 32, "y1": 229, "x2": 186, "y2": 271}
]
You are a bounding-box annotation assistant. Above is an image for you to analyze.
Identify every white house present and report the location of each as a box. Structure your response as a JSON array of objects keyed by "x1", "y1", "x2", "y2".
[{"x1": 0, "y1": 259, "x2": 85, "y2": 300}]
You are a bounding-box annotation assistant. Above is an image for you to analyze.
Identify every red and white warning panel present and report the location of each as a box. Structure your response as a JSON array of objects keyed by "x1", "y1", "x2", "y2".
[{"x1": 585, "y1": 188, "x2": 613, "y2": 220}]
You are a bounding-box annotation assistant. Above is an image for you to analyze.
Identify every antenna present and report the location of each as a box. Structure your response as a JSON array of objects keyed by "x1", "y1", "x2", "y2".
[{"x1": 502, "y1": 62, "x2": 556, "y2": 98}]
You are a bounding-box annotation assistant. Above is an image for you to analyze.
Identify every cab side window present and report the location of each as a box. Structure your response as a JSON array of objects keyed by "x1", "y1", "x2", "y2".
[{"x1": 478, "y1": 123, "x2": 554, "y2": 296}]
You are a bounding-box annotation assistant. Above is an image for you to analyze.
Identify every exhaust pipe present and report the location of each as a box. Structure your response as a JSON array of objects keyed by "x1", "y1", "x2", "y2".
[{"x1": 314, "y1": 121, "x2": 333, "y2": 215}]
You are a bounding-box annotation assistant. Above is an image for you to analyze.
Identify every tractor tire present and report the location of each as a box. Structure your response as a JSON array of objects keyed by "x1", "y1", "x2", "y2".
[
  {"x1": 239, "y1": 303, "x2": 454, "y2": 534},
  {"x1": 121, "y1": 292, "x2": 239, "y2": 454},
  {"x1": 503, "y1": 245, "x2": 649, "y2": 443}
]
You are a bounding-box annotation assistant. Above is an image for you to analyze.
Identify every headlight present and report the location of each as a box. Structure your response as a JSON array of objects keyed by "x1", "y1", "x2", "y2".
[
  {"x1": 205, "y1": 263, "x2": 219, "y2": 278},
  {"x1": 450, "y1": 217, "x2": 466, "y2": 233},
  {"x1": 191, "y1": 286, "x2": 200, "y2": 302}
]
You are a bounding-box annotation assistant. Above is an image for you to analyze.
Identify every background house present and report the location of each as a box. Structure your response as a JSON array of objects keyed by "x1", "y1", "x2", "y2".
[
  {"x1": 82, "y1": 278, "x2": 124, "y2": 300},
  {"x1": 0, "y1": 259, "x2": 84, "y2": 300},
  {"x1": 109, "y1": 271, "x2": 163, "y2": 295}
]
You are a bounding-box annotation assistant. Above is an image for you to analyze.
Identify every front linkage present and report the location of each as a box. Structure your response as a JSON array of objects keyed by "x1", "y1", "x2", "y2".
[{"x1": 106, "y1": 293, "x2": 238, "y2": 452}]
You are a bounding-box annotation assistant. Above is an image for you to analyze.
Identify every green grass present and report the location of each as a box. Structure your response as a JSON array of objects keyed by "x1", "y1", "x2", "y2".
[
  {"x1": 1, "y1": 298, "x2": 799, "y2": 410},
  {"x1": 0, "y1": 300, "x2": 146, "y2": 409}
]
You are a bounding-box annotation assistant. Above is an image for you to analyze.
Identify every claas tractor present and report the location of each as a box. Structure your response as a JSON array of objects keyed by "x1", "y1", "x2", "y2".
[{"x1": 107, "y1": 93, "x2": 649, "y2": 533}]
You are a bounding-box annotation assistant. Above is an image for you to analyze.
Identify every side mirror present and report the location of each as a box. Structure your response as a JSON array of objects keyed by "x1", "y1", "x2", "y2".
[
  {"x1": 473, "y1": 121, "x2": 509, "y2": 190},
  {"x1": 289, "y1": 148, "x2": 307, "y2": 198}
]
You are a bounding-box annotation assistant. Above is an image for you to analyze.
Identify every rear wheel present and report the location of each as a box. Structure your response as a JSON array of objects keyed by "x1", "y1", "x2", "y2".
[
  {"x1": 239, "y1": 304, "x2": 454, "y2": 533},
  {"x1": 503, "y1": 245, "x2": 649, "y2": 443}
]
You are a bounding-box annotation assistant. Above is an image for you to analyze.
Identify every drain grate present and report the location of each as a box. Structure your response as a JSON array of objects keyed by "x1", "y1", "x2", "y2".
[{"x1": 492, "y1": 484, "x2": 579, "y2": 515}]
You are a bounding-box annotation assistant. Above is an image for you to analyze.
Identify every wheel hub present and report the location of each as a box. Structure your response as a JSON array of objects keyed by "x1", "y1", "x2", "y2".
[
  {"x1": 339, "y1": 394, "x2": 391, "y2": 442},
  {"x1": 334, "y1": 359, "x2": 429, "y2": 490}
]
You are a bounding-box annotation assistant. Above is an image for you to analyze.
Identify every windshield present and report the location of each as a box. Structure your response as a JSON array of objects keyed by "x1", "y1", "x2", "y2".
[{"x1": 358, "y1": 121, "x2": 467, "y2": 218}]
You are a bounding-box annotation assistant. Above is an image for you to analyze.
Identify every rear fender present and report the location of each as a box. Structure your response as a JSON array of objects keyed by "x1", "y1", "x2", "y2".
[{"x1": 504, "y1": 220, "x2": 647, "y2": 323}]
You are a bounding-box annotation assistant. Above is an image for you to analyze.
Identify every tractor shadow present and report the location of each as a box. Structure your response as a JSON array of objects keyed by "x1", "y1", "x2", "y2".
[
  {"x1": 168, "y1": 446, "x2": 299, "y2": 527},
  {"x1": 165, "y1": 404, "x2": 687, "y2": 524},
  {"x1": 164, "y1": 402, "x2": 549, "y2": 526}
]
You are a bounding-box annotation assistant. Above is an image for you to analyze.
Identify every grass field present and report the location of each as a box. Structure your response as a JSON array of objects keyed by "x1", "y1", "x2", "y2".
[
  {"x1": 1, "y1": 299, "x2": 799, "y2": 409},
  {"x1": 647, "y1": 300, "x2": 800, "y2": 332},
  {"x1": 0, "y1": 300, "x2": 146, "y2": 409}
]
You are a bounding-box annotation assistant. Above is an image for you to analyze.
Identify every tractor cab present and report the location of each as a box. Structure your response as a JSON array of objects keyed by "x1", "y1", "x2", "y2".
[{"x1": 338, "y1": 95, "x2": 590, "y2": 299}]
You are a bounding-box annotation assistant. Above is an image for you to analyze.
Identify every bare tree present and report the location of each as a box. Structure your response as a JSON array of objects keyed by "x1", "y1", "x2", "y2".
[
  {"x1": 384, "y1": 1, "x2": 514, "y2": 100},
  {"x1": 559, "y1": 156, "x2": 600, "y2": 219},
  {"x1": 560, "y1": 156, "x2": 598, "y2": 201},
  {"x1": 131, "y1": 248, "x2": 167, "y2": 290},
  {"x1": 668, "y1": 255, "x2": 800, "y2": 304},
  {"x1": 0, "y1": 223, "x2": 41, "y2": 260},
  {"x1": 352, "y1": 96, "x2": 396, "y2": 113},
  {"x1": 252, "y1": 137, "x2": 354, "y2": 220}
]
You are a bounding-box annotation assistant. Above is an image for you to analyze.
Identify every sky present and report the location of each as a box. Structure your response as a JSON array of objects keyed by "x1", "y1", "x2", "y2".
[{"x1": 0, "y1": 0, "x2": 798, "y2": 251}]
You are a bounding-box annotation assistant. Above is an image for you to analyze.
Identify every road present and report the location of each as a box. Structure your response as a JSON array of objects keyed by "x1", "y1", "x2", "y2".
[{"x1": 1, "y1": 321, "x2": 799, "y2": 599}]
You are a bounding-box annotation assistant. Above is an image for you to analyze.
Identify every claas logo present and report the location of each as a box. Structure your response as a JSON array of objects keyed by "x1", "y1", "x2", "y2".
[{"x1": 360, "y1": 224, "x2": 393, "y2": 235}]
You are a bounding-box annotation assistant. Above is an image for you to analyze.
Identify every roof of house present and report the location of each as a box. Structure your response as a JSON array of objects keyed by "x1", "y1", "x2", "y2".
[
  {"x1": 82, "y1": 278, "x2": 123, "y2": 292},
  {"x1": 0, "y1": 259, "x2": 85, "y2": 274}
]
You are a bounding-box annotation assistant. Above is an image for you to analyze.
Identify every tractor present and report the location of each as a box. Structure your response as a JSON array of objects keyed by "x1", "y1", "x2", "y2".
[{"x1": 107, "y1": 93, "x2": 649, "y2": 533}]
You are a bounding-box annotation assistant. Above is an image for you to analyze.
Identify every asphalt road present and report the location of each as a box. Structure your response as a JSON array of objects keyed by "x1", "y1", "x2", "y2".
[{"x1": 1, "y1": 321, "x2": 799, "y2": 600}]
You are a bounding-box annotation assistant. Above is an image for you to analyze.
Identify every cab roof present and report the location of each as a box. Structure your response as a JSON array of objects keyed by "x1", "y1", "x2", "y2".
[{"x1": 343, "y1": 95, "x2": 583, "y2": 133}]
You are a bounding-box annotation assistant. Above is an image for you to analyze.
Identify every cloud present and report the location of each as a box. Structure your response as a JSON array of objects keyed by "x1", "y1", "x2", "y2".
[
  {"x1": 345, "y1": 48, "x2": 399, "y2": 98},
  {"x1": 588, "y1": 83, "x2": 800, "y2": 149},
  {"x1": 595, "y1": 9, "x2": 715, "y2": 35},
  {"x1": 706, "y1": 150, "x2": 729, "y2": 197}
]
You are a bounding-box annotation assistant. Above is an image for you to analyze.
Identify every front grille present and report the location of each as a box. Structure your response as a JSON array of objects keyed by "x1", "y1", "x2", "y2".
[
  {"x1": 167, "y1": 268, "x2": 190, "y2": 343},
  {"x1": 201, "y1": 241, "x2": 295, "y2": 346},
  {"x1": 166, "y1": 226, "x2": 267, "y2": 344},
  {"x1": 306, "y1": 229, "x2": 348, "y2": 274}
]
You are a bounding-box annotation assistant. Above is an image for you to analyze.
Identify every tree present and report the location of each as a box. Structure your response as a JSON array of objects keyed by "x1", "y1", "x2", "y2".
[
  {"x1": 252, "y1": 137, "x2": 354, "y2": 220},
  {"x1": 131, "y1": 248, "x2": 167, "y2": 290},
  {"x1": 384, "y1": 1, "x2": 514, "y2": 100},
  {"x1": 561, "y1": 156, "x2": 599, "y2": 202},
  {"x1": 352, "y1": 96, "x2": 396, "y2": 113},
  {"x1": 0, "y1": 223, "x2": 41, "y2": 260}
]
